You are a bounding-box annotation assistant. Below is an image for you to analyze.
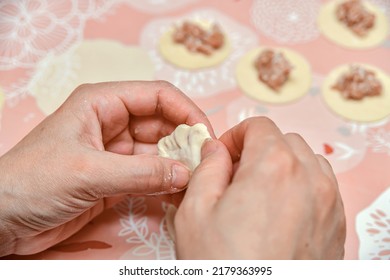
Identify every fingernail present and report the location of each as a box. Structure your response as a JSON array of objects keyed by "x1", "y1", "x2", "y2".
[
  {"x1": 172, "y1": 164, "x2": 190, "y2": 190},
  {"x1": 201, "y1": 139, "x2": 219, "y2": 158}
]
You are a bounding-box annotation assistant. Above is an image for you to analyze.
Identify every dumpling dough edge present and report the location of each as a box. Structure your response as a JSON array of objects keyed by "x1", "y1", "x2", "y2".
[{"x1": 157, "y1": 123, "x2": 212, "y2": 171}]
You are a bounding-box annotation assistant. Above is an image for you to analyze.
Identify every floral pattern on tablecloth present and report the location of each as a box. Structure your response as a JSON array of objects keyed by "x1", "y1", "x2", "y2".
[
  {"x1": 0, "y1": 0, "x2": 87, "y2": 71},
  {"x1": 251, "y1": 0, "x2": 321, "y2": 44},
  {"x1": 0, "y1": 0, "x2": 389, "y2": 260},
  {"x1": 356, "y1": 187, "x2": 390, "y2": 260},
  {"x1": 115, "y1": 197, "x2": 175, "y2": 260},
  {"x1": 366, "y1": 125, "x2": 390, "y2": 155}
]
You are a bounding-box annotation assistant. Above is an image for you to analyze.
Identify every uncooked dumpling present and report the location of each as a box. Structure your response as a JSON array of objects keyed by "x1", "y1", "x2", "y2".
[
  {"x1": 158, "y1": 123, "x2": 211, "y2": 243},
  {"x1": 157, "y1": 123, "x2": 211, "y2": 171}
]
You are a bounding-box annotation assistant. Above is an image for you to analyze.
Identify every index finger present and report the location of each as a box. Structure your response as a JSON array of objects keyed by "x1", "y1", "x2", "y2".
[
  {"x1": 110, "y1": 80, "x2": 215, "y2": 138},
  {"x1": 219, "y1": 117, "x2": 285, "y2": 163},
  {"x1": 75, "y1": 81, "x2": 215, "y2": 138}
]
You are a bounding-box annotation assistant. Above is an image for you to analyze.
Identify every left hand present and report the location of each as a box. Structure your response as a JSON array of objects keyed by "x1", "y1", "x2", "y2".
[{"x1": 0, "y1": 80, "x2": 213, "y2": 256}]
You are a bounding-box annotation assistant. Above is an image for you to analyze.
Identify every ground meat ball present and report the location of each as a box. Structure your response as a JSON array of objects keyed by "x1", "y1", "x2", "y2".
[
  {"x1": 332, "y1": 66, "x2": 382, "y2": 100},
  {"x1": 336, "y1": 0, "x2": 375, "y2": 36},
  {"x1": 254, "y1": 49, "x2": 293, "y2": 90},
  {"x1": 173, "y1": 21, "x2": 224, "y2": 55}
]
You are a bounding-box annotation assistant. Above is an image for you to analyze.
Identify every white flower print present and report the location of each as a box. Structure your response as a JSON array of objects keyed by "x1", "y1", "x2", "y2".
[
  {"x1": 0, "y1": 0, "x2": 88, "y2": 70},
  {"x1": 356, "y1": 187, "x2": 390, "y2": 260},
  {"x1": 367, "y1": 127, "x2": 390, "y2": 155},
  {"x1": 115, "y1": 197, "x2": 175, "y2": 260}
]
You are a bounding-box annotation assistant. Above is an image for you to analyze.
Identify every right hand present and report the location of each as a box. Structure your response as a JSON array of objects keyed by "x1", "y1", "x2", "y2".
[{"x1": 174, "y1": 117, "x2": 346, "y2": 259}]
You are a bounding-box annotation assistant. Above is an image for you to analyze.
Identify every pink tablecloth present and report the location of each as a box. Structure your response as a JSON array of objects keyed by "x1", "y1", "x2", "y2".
[{"x1": 0, "y1": 0, "x2": 389, "y2": 260}]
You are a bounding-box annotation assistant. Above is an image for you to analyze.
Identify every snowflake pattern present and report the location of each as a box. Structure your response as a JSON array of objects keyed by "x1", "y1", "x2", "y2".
[
  {"x1": 251, "y1": 0, "x2": 321, "y2": 44},
  {"x1": 367, "y1": 126, "x2": 390, "y2": 155},
  {"x1": 140, "y1": 9, "x2": 258, "y2": 98},
  {"x1": 356, "y1": 187, "x2": 390, "y2": 260}
]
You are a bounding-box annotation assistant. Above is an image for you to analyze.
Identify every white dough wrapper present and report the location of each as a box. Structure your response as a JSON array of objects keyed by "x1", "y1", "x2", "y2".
[
  {"x1": 158, "y1": 123, "x2": 211, "y2": 243},
  {"x1": 157, "y1": 123, "x2": 212, "y2": 171}
]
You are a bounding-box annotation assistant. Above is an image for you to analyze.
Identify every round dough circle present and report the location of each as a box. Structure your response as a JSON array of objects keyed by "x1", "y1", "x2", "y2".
[
  {"x1": 317, "y1": 0, "x2": 389, "y2": 49},
  {"x1": 159, "y1": 22, "x2": 231, "y2": 69},
  {"x1": 322, "y1": 64, "x2": 390, "y2": 122},
  {"x1": 30, "y1": 40, "x2": 154, "y2": 115},
  {"x1": 236, "y1": 47, "x2": 312, "y2": 104}
]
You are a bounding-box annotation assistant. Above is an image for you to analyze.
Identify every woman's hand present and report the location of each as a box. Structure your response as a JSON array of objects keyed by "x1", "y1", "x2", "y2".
[
  {"x1": 0, "y1": 81, "x2": 213, "y2": 256},
  {"x1": 175, "y1": 117, "x2": 346, "y2": 259}
]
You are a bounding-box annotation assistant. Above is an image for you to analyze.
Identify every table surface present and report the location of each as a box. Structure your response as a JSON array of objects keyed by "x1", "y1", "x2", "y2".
[{"x1": 0, "y1": 0, "x2": 389, "y2": 260}]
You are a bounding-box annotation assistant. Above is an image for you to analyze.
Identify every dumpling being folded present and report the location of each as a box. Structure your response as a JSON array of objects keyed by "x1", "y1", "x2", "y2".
[
  {"x1": 157, "y1": 123, "x2": 211, "y2": 171},
  {"x1": 157, "y1": 123, "x2": 211, "y2": 243}
]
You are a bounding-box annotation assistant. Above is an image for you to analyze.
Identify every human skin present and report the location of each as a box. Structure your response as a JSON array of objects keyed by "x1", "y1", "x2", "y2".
[
  {"x1": 175, "y1": 117, "x2": 346, "y2": 259},
  {"x1": 0, "y1": 81, "x2": 214, "y2": 257}
]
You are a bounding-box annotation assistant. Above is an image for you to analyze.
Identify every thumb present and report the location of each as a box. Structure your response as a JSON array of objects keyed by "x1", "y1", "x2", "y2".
[
  {"x1": 85, "y1": 152, "x2": 191, "y2": 197},
  {"x1": 184, "y1": 139, "x2": 233, "y2": 210}
]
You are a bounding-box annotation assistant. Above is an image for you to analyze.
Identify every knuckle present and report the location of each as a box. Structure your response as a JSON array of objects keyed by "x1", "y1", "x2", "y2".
[
  {"x1": 243, "y1": 116, "x2": 276, "y2": 130},
  {"x1": 67, "y1": 83, "x2": 95, "y2": 105},
  {"x1": 73, "y1": 83, "x2": 93, "y2": 95},
  {"x1": 149, "y1": 158, "x2": 172, "y2": 189},
  {"x1": 265, "y1": 141, "x2": 298, "y2": 174},
  {"x1": 255, "y1": 116, "x2": 275, "y2": 125},
  {"x1": 317, "y1": 154, "x2": 333, "y2": 169},
  {"x1": 154, "y1": 80, "x2": 175, "y2": 90},
  {"x1": 316, "y1": 175, "x2": 338, "y2": 206},
  {"x1": 198, "y1": 111, "x2": 208, "y2": 123},
  {"x1": 284, "y1": 132, "x2": 304, "y2": 141},
  {"x1": 74, "y1": 156, "x2": 105, "y2": 199}
]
